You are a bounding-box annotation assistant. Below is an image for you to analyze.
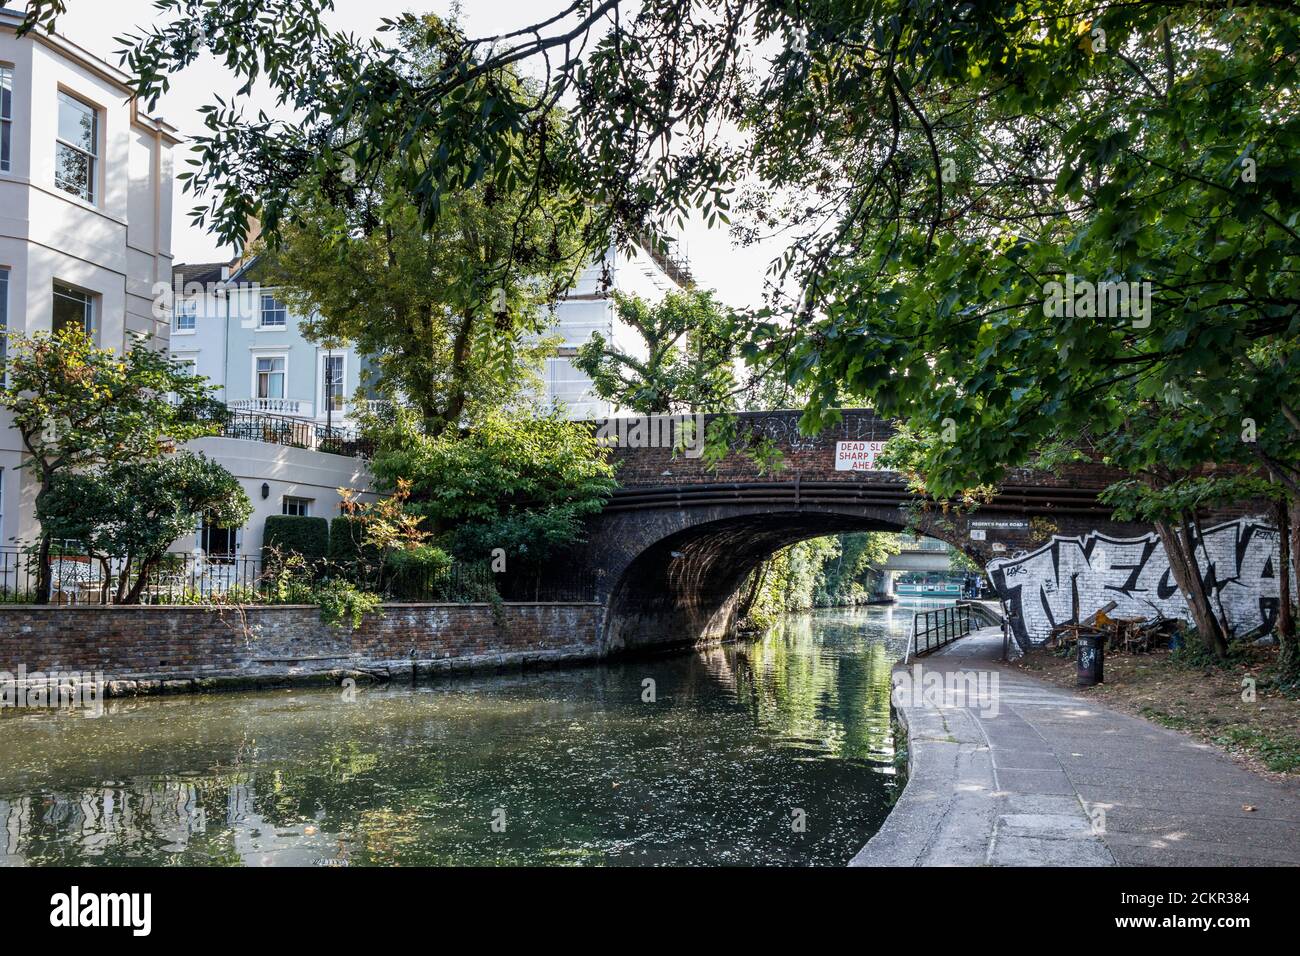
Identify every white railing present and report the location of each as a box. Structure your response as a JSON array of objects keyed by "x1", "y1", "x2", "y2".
[{"x1": 229, "y1": 398, "x2": 313, "y2": 417}]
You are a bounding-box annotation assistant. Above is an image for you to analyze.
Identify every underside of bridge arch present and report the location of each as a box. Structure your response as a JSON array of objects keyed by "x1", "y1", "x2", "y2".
[{"x1": 602, "y1": 510, "x2": 922, "y2": 654}]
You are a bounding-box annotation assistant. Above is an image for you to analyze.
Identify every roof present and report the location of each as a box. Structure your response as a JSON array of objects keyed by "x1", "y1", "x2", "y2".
[
  {"x1": 172, "y1": 262, "x2": 230, "y2": 289},
  {"x1": 227, "y1": 255, "x2": 268, "y2": 285}
]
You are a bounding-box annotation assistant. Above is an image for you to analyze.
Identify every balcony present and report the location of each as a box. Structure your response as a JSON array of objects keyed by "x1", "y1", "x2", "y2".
[
  {"x1": 210, "y1": 410, "x2": 374, "y2": 459},
  {"x1": 229, "y1": 397, "x2": 314, "y2": 417}
]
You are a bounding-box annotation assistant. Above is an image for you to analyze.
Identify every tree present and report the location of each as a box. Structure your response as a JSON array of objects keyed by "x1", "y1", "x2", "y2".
[
  {"x1": 367, "y1": 407, "x2": 616, "y2": 571},
  {"x1": 730, "y1": 4, "x2": 1300, "y2": 660},
  {"x1": 37, "y1": 452, "x2": 251, "y2": 604},
  {"x1": 261, "y1": 14, "x2": 591, "y2": 436},
  {"x1": 0, "y1": 327, "x2": 221, "y2": 601},
  {"x1": 740, "y1": 532, "x2": 900, "y2": 628},
  {"x1": 818, "y1": 532, "x2": 901, "y2": 606},
  {"x1": 28, "y1": 1, "x2": 1299, "y2": 652},
  {"x1": 574, "y1": 289, "x2": 738, "y2": 414}
]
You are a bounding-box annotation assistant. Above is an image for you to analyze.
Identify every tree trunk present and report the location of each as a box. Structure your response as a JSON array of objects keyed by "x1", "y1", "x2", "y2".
[
  {"x1": 736, "y1": 561, "x2": 770, "y2": 624},
  {"x1": 1191, "y1": 511, "x2": 1235, "y2": 640},
  {"x1": 1154, "y1": 516, "x2": 1228, "y2": 658},
  {"x1": 1274, "y1": 499, "x2": 1296, "y2": 664},
  {"x1": 1287, "y1": 500, "x2": 1300, "y2": 671},
  {"x1": 434, "y1": 311, "x2": 476, "y2": 438},
  {"x1": 121, "y1": 555, "x2": 157, "y2": 605},
  {"x1": 34, "y1": 532, "x2": 52, "y2": 605}
]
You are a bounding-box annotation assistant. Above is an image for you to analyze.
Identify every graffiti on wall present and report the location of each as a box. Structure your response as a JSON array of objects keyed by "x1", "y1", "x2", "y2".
[{"x1": 986, "y1": 517, "x2": 1288, "y2": 647}]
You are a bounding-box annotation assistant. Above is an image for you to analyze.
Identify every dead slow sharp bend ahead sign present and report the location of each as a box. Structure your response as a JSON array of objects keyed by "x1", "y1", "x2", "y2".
[{"x1": 834, "y1": 440, "x2": 887, "y2": 472}]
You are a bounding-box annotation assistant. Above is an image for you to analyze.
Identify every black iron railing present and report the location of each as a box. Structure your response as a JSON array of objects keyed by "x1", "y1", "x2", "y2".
[
  {"x1": 0, "y1": 547, "x2": 595, "y2": 606},
  {"x1": 909, "y1": 604, "x2": 974, "y2": 657},
  {"x1": 210, "y1": 411, "x2": 376, "y2": 459}
]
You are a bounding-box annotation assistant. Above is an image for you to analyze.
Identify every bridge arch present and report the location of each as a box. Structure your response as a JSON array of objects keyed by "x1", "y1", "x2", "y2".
[{"x1": 592, "y1": 503, "x2": 977, "y2": 654}]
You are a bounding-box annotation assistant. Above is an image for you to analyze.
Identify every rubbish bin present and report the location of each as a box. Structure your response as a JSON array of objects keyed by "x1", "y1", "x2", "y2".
[{"x1": 1077, "y1": 632, "x2": 1104, "y2": 686}]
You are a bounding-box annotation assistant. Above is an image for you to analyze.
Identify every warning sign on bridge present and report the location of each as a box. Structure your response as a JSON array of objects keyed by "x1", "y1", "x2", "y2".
[{"x1": 835, "y1": 440, "x2": 886, "y2": 472}]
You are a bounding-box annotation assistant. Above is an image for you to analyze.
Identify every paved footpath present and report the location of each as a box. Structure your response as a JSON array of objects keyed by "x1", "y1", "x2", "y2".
[{"x1": 851, "y1": 627, "x2": 1300, "y2": 866}]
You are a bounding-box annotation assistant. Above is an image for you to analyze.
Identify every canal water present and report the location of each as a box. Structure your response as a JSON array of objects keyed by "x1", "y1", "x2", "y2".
[{"x1": 0, "y1": 603, "x2": 927, "y2": 866}]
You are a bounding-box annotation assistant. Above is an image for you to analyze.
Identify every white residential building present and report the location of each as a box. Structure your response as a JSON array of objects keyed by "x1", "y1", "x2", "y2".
[
  {"x1": 0, "y1": 7, "x2": 179, "y2": 548},
  {"x1": 169, "y1": 254, "x2": 372, "y2": 428},
  {"x1": 172, "y1": 240, "x2": 693, "y2": 428},
  {"x1": 542, "y1": 240, "x2": 693, "y2": 418}
]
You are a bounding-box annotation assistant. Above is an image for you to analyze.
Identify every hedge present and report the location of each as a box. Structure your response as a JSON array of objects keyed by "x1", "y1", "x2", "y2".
[
  {"x1": 263, "y1": 515, "x2": 330, "y2": 560},
  {"x1": 328, "y1": 515, "x2": 377, "y2": 565}
]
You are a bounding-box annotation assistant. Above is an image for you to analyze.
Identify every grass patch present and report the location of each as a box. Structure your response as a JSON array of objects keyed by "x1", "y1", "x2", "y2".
[
  {"x1": 1139, "y1": 706, "x2": 1195, "y2": 732},
  {"x1": 1211, "y1": 727, "x2": 1300, "y2": 774}
]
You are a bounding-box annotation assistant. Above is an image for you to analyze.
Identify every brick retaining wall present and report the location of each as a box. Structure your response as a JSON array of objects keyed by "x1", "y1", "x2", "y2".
[{"x1": 0, "y1": 602, "x2": 603, "y2": 695}]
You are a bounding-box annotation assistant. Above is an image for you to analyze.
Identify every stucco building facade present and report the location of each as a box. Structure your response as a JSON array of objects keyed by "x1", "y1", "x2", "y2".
[{"x1": 0, "y1": 8, "x2": 179, "y2": 548}]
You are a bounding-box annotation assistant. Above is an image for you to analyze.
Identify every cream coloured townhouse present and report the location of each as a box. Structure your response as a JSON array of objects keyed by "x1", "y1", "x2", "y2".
[
  {"x1": 0, "y1": 6, "x2": 180, "y2": 548},
  {"x1": 540, "y1": 239, "x2": 694, "y2": 419}
]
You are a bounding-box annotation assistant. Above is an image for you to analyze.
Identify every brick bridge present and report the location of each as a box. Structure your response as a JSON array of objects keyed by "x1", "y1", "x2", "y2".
[{"x1": 555, "y1": 410, "x2": 1282, "y2": 654}]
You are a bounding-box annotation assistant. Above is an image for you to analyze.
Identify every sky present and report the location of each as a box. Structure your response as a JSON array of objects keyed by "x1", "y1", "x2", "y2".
[{"x1": 45, "y1": 0, "x2": 781, "y2": 309}]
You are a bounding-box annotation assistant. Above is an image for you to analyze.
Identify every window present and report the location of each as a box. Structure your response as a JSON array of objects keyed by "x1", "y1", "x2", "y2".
[
  {"x1": 260, "y1": 294, "x2": 287, "y2": 328},
  {"x1": 0, "y1": 66, "x2": 12, "y2": 173},
  {"x1": 256, "y1": 356, "x2": 285, "y2": 399},
  {"x1": 175, "y1": 298, "x2": 196, "y2": 332},
  {"x1": 282, "y1": 496, "x2": 312, "y2": 517},
  {"x1": 55, "y1": 91, "x2": 98, "y2": 203},
  {"x1": 0, "y1": 267, "x2": 8, "y2": 366},
  {"x1": 200, "y1": 522, "x2": 239, "y2": 561},
  {"x1": 52, "y1": 282, "x2": 94, "y2": 337},
  {"x1": 322, "y1": 354, "x2": 344, "y2": 412}
]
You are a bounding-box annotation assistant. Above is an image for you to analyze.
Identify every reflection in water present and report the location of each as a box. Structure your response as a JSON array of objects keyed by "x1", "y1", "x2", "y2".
[{"x1": 0, "y1": 604, "x2": 925, "y2": 866}]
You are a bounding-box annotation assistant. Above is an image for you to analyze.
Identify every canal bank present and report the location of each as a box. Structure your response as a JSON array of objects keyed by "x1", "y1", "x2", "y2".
[
  {"x1": 853, "y1": 627, "x2": 1300, "y2": 866},
  {"x1": 0, "y1": 603, "x2": 604, "y2": 696}
]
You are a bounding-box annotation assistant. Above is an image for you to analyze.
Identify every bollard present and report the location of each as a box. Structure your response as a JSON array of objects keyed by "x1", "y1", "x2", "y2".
[{"x1": 1077, "y1": 632, "x2": 1104, "y2": 686}]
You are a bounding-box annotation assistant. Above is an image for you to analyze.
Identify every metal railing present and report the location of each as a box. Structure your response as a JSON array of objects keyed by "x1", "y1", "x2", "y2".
[
  {"x1": 908, "y1": 604, "x2": 974, "y2": 658},
  {"x1": 897, "y1": 536, "x2": 951, "y2": 552},
  {"x1": 210, "y1": 411, "x2": 375, "y2": 459},
  {"x1": 0, "y1": 547, "x2": 596, "y2": 606}
]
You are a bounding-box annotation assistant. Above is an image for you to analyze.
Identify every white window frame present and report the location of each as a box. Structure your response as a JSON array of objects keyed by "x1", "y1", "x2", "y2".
[
  {"x1": 54, "y1": 89, "x2": 99, "y2": 204},
  {"x1": 259, "y1": 293, "x2": 287, "y2": 328},
  {"x1": 320, "y1": 351, "x2": 346, "y2": 414},
  {"x1": 0, "y1": 65, "x2": 13, "y2": 174},
  {"x1": 252, "y1": 351, "x2": 288, "y2": 400},
  {"x1": 282, "y1": 496, "x2": 313, "y2": 517},
  {"x1": 0, "y1": 267, "x2": 8, "y2": 368},
  {"x1": 52, "y1": 281, "x2": 96, "y2": 338},
  {"x1": 174, "y1": 297, "x2": 197, "y2": 333}
]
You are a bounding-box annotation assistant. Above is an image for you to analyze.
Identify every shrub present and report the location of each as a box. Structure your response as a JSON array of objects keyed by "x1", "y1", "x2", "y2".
[
  {"x1": 313, "y1": 578, "x2": 382, "y2": 629},
  {"x1": 385, "y1": 544, "x2": 452, "y2": 600},
  {"x1": 329, "y1": 515, "x2": 376, "y2": 567},
  {"x1": 263, "y1": 515, "x2": 330, "y2": 560}
]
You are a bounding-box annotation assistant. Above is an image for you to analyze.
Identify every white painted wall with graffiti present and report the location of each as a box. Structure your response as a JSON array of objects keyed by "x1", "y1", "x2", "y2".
[{"x1": 986, "y1": 517, "x2": 1292, "y2": 648}]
